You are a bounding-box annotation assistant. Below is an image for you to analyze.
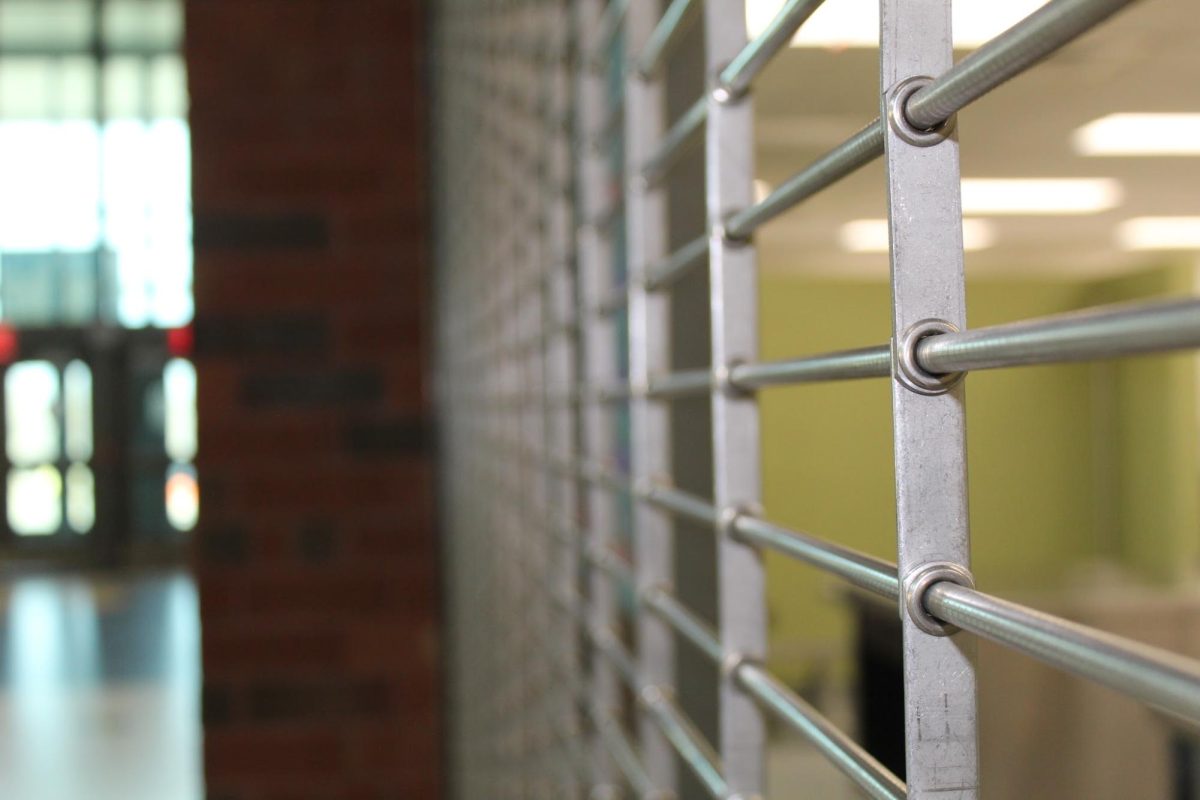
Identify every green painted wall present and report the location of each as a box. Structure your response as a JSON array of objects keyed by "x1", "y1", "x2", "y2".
[
  {"x1": 1086, "y1": 265, "x2": 1200, "y2": 584},
  {"x1": 759, "y1": 268, "x2": 1198, "y2": 684}
]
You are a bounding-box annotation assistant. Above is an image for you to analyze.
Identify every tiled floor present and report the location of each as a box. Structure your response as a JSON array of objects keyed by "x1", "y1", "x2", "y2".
[{"x1": 0, "y1": 570, "x2": 203, "y2": 800}]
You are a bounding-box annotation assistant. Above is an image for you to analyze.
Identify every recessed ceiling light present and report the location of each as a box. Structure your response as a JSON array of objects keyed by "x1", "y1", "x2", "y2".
[
  {"x1": 839, "y1": 218, "x2": 996, "y2": 253},
  {"x1": 746, "y1": 0, "x2": 1048, "y2": 49},
  {"x1": 1116, "y1": 217, "x2": 1200, "y2": 250},
  {"x1": 960, "y1": 178, "x2": 1122, "y2": 215},
  {"x1": 1073, "y1": 114, "x2": 1200, "y2": 156}
]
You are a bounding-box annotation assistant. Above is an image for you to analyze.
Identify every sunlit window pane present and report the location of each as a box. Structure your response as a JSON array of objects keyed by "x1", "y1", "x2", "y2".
[
  {"x1": 164, "y1": 358, "x2": 196, "y2": 463},
  {"x1": 0, "y1": 0, "x2": 92, "y2": 50},
  {"x1": 150, "y1": 56, "x2": 187, "y2": 120},
  {"x1": 6, "y1": 361, "x2": 61, "y2": 466},
  {"x1": 8, "y1": 466, "x2": 63, "y2": 535},
  {"x1": 0, "y1": 122, "x2": 102, "y2": 252},
  {"x1": 103, "y1": 0, "x2": 183, "y2": 51},
  {"x1": 165, "y1": 464, "x2": 197, "y2": 531},
  {"x1": 64, "y1": 360, "x2": 93, "y2": 462},
  {"x1": 65, "y1": 463, "x2": 94, "y2": 533}
]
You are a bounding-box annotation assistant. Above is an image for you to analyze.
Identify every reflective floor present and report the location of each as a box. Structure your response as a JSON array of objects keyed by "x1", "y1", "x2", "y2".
[{"x1": 0, "y1": 569, "x2": 202, "y2": 800}]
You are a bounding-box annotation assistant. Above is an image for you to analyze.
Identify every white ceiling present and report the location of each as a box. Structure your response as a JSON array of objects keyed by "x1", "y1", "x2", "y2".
[{"x1": 750, "y1": 0, "x2": 1200, "y2": 279}]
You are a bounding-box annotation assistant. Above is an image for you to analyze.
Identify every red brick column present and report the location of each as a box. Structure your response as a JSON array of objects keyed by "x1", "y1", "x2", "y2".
[{"x1": 185, "y1": 2, "x2": 439, "y2": 798}]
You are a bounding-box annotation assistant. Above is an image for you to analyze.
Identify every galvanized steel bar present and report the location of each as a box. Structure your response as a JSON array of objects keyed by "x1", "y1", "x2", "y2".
[
  {"x1": 732, "y1": 515, "x2": 901, "y2": 601},
  {"x1": 635, "y1": 0, "x2": 700, "y2": 78},
  {"x1": 591, "y1": 0, "x2": 630, "y2": 65},
  {"x1": 917, "y1": 297, "x2": 1200, "y2": 374},
  {"x1": 644, "y1": 234, "x2": 709, "y2": 290},
  {"x1": 624, "y1": 0, "x2": 678, "y2": 790},
  {"x1": 927, "y1": 583, "x2": 1200, "y2": 725},
  {"x1": 647, "y1": 368, "x2": 711, "y2": 398},
  {"x1": 724, "y1": 122, "x2": 884, "y2": 239},
  {"x1": 642, "y1": 688, "x2": 730, "y2": 799},
  {"x1": 704, "y1": 0, "x2": 767, "y2": 795},
  {"x1": 576, "y1": 0, "x2": 622, "y2": 792},
  {"x1": 595, "y1": 712, "x2": 661, "y2": 799},
  {"x1": 641, "y1": 96, "x2": 707, "y2": 186},
  {"x1": 736, "y1": 663, "x2": 908, "y2": 800},
  {"x1": 730, "y1": 344, "x2": 892, "y2": 388},
  {"x1": 716, "y1": 0, "x2": 828, "y2": 99},
  {"x1": 881, "y1": 0, "x2": 979, "y2": 795},
  {"x1": 905, "y1": 0, "x2": 1139, "y2": 131},
  {"x1": 645, "y1": 484, "x2": 720, "y2": 526},
  {"x1": 642, "y1": 586, "x2": 725, "y2": 665}
]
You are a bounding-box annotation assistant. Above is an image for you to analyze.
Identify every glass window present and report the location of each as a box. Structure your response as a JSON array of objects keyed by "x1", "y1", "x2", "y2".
[
  {"x1": 163, "y1": 358, "x2": 195, "y2": 463},
  {"x1": 0, "y1": 0, "x2": 93, "y2": 51},
  {"x1": 64, "y1": 360, "x2": 92, "y2": 462},
  {"x1": 165, "y1": 464, "x2": 197, "y2": 532},
  {"x1": 8, "y1": 466, "x2": 62, "y2": 535},
  {"x1": 0, "y1": 1, "x2": 191, "y2": 330},
  {"x1": 65, "y1": 462, "x2": 94, "y2": 533},
  {"x1": 6, "y1": 361, "x2": 61, "y2": 466}
]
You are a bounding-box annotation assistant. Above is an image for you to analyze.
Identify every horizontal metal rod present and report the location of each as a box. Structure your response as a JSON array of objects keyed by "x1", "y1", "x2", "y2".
[
  {"x1": 716, "y1": 0, "x2": 828, "y2": 99},
  {"x1": 647, "y1": 368, "x2": 711, "y2": 398},
  {"x1": 587, "y1": 544, "x2": 635, "y2": 588},
  {"x1": 591, "y1": 0, "x2": 631, "y2": 68},
  {"x1": 601, "y1": 98, "x2": 625, "y2": 141},
  {"x1": 591, "y1": 627, "x2": 640, "y2": 691},
  {"x1": 927, "y1": 582, "x2": 1200, "y2": 725},
  {"x1": 641, "y1": 96, "x2": 707, "y2": 185},
  {"x1": 595, "y1": 712, "x2": 659, "y2": 799},
  {"x1": 595, "y1": 282, "x2": 629, "y2": 317},
  {"x1": 635, "y1": 0, "x2": 700, "y2": 78},
  {"x1": 906, "y1": 0, "x2": 1138, "y2": 130},
  {"x1": 643, "y1": 688, "x2": 729, "y2": 799},
  {"x1": 639, "y1": 296, "x2": 1200, "y2": 397},
  {"x1": 730, "y1": 344, "x2": 891, "y2": 389},
  {"x1": 644, "y1": 234, "x2": 708, "y2": 290},
  {"x1": 918, "y1": 297, "x2": 1200, "y2": 374},
  {"x1": 644, "y1": 484, "x2": 719, "y2": 526},
  {"x1": 720, "y1": 0, "x2": 1134, "y2": 238},
  {"x1": 642, "y1": 587, "x2": 724, "y2": 664},
  {"x1": 724, "y1": 121, "x2": 884, "y2": 239},
  {"x1": 736, "y1": 663, "x2": 907, "y2": 800},
  {"x1": 732, "y1": 515, "x2": 900, "y2": 601}
]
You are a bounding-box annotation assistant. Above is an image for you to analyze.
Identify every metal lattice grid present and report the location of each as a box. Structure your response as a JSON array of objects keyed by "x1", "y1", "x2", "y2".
[{"x1": 434, "y1": 0, "x2": 1200, "y2": 798}]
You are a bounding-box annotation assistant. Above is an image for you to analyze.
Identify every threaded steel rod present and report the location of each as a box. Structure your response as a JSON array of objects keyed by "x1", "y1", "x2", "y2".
[
  {"x1": 716, "y1": 0, "x2": 828, "y2": 98},
  {"x1": 736, "y1": 663, "x2": 907, "y2": 800}
]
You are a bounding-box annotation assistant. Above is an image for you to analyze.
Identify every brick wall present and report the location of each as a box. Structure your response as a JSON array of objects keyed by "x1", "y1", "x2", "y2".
[{"x1": 185, "y1": 2, "x2": 439, "y2": 798}]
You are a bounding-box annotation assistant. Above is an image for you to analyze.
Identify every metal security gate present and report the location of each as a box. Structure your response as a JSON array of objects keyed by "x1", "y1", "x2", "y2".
[{"x1": 433, "y1": 0, "x2": 1200, "y2": 797}]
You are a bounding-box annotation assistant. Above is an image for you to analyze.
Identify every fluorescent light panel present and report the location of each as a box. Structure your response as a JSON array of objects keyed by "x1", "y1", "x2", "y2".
[
  {"x1": 746, "y1": 0, "x2": 1048, "y2": 49},
  {"x1": 960, "y1": 178, "x2": 1122, "y2": 215},
  {"x1": 839, "y1": 218, "x2": 996, "y2": 253},
  {"x1": 1073, "y1": 114, "x2": 1200, "y2": 156},
  {"x1": 1117, "y1": 217, "x2": 1200, "y2": 250}
]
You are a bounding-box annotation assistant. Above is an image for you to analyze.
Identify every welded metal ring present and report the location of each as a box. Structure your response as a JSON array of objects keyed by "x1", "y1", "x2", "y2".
[
  {"x1": 715, "y1": 359, "x2": 753, "y2": 398},
  {"x1": 895, "y1": 318, "x2": 964, "y2": 395},
  {"x1": 904, "y1": 561, "x2": 975, "y2": 636},
  {"x1": 711, "y1": 222, "x2": 742, "y2": 247},
  {"x1": 638, "y1": 684, "x2": 668, "y2": 710},
  {"x1": 887, "y1": 75, "x2": 956, "y2": 147},
  {"x1": 719, "y1": 502, "x2": 762, "y2": 542}
]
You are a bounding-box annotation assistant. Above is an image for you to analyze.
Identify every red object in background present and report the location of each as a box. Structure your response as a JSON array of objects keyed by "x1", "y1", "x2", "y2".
[
  {"x1": 167, "y1": 325, "x2": 194, "y2": 358},
  {"x1": 0, "y1": 324, "x2": 19, "y2": 364}
]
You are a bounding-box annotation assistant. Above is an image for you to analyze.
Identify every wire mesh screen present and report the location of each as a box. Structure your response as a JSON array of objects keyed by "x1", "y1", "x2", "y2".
[{"x1": 433, "y1": 1, "x2": 1200, "y2": 798}]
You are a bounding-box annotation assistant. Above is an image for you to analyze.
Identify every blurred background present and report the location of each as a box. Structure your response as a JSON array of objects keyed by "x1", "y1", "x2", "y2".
[{"x1": 0, "y1": 0, "x2": 1195, "y2": 798}]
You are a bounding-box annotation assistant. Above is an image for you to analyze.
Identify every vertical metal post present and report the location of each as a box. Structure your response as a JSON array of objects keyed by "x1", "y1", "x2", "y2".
[
  {"x1": 544, "y1": 5, "x2": 584, "y2": 797},
  {"x1": 703, "y1": 1, "x2": 766, "y2": 795},
  {"x1": 624, "y1": 2, "x2": 676, "y2": 795},
  {"x1": 879, "y1": 0, "x2": 980, "y2": 797},
  {"x1": 577, "y1": 0, "x2": 619, "y2": 794}
]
